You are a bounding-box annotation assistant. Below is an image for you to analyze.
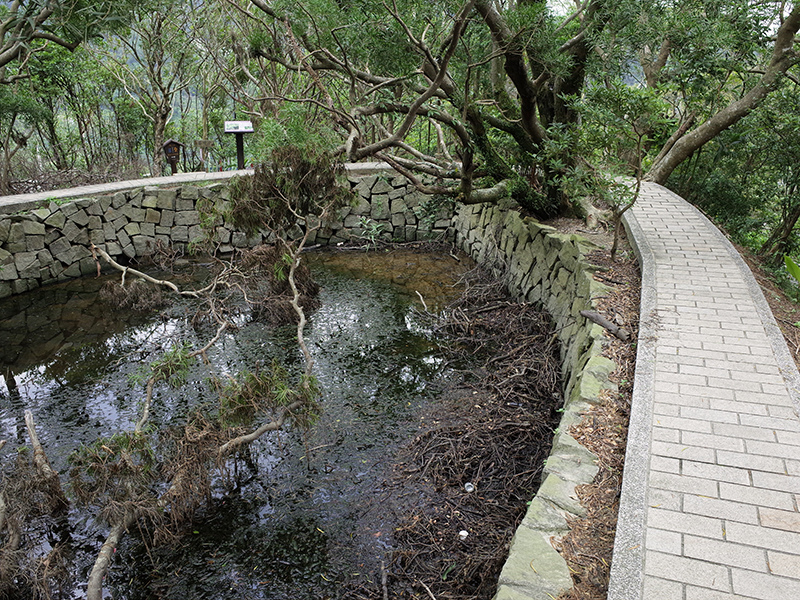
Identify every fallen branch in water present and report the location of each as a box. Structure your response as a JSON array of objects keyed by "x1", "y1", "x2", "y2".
[
  {"x1": 86, "y1": 510, "x2": 137, "y2": 600},
  {"x1": 25, "y1": 411, "x2": 67, "y2": 509}
]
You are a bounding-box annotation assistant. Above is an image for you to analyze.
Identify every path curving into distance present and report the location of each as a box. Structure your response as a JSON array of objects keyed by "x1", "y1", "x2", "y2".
[{"x1": 609, "y1": 182, "x2": 800, "y2": 600}]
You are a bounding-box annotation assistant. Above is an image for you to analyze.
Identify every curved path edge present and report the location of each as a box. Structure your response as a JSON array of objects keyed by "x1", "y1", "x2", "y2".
[{"x1": 609, "y1": 182, "x2": 800, "y2": 600}]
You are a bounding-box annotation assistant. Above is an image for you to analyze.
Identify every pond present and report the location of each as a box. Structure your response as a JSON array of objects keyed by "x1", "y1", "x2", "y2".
[{"x1": 0, "y1": 248, "x2": 475, "y2": 599}]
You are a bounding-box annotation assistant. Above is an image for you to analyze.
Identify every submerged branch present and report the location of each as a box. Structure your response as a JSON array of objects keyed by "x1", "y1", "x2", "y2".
[
  {"x1": 91, "y1": 244, "x2": 200, "y2": 297},
  {"x1": 86, "y1": 511, "x2": 137, "y2": 600},
  {"x1": 218, "y1": 400, "x2": 305, "y2": 456},
  {"x1": 24, "y1": 411, "x2": 66, "y2": 508}
]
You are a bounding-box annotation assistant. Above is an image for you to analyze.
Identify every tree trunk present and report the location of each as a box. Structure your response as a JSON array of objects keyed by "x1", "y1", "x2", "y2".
[
  {"x1": 759, "y1": 196, "x2": 800, "y2": 262},
  {"x1": 152, "y1": 105, "x2": 169, "y2": 176},
  {"x1": 645, "y1": 5, "x2": 800, "y2": 184}
]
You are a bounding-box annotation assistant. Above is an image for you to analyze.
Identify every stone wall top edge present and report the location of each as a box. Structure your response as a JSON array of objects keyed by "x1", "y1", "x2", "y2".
[{"x1": 0, "y1": 164, "x2": 401, "y2": 216}]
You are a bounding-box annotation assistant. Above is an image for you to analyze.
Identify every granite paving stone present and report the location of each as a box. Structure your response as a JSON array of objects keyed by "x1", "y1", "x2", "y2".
[{"x1": 608, "y1": 183, "x2": 800, "y2": 600}]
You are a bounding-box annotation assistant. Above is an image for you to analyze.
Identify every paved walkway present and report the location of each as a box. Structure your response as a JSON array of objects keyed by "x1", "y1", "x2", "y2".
[{"x1": 608, "y1": 183, "x2": 800, "y2": 600}]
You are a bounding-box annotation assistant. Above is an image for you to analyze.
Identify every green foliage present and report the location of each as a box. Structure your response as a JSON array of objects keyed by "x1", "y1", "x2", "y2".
[
  {"x1": 0, "y1": 86, "x2": 49, "y2": 123},
  {"x1": 573, "y1": 81, "x2": 672, "y2": 176},
  {"x1": 785, "y1": 256, "x2": 800, "y2": 285},
  {"x1": 252, "y1": 104, "x2": 339, "y2": 160},
  {"x1": 227, "y1": 145, "x2": 353, "y2": 236},
  {"x1": 357, "y1": 217, "x2": 388, "y2": 248},
  {"x1": 670, "y1": 82, "x2": 800, "y2": 265},
  {"x1": 217, "y1": 361, "x2": 320, "y2": 428},
  {"x1": 131, "y1": 342, "x2": 195, "y2": 388},
  {"x1": 272, "y1": 253, "x2": 292, "y2": 282},
  {"x1": 68, "y1": 430, "x2": 158, "y2": 506}
]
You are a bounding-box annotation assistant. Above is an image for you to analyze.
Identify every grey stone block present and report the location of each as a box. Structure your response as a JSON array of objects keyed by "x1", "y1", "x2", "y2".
[
  {"x1": 15, "y1": 251, "x2": 40, "y2": 278},
  {"x1": 142, "y1": 194, "x2": 158, "y2": 208},
  {"x1": 5, "y1": 223, "x2": 26, "y2": 253},
  {"x1": 90, "y1": 229, "x2": 105, "y2": 245},
  {"x1": 63, "y1": 262, "x2": 82, "y2": 278},
  {"x1": 372, "y1": 177, "x2": 393, "y2": 194},
  {"x1": 111, "y1": 192, "x2": 128, "y2": 209},
  {"x1": 371, "y1": 195, "x2": 390, "y2": 220},
  {"x1": 117, "y1": 229, "x2": 131, "y2": 249},
  {"x1": 157, "y1": 189, "x2": 178, "y2": 208},
  {"x1": 79, "y1": 257, "x2": 97, "y2": 276},
  {"x1": 98, "y1": 195, "x2": 113, "y2": 213},
  {"x1": 69, "y1": 209, "x2": 90, "y2": 227},
  {"x1": 350, "y1": 196, "x2": 371, "y2": 215},
  {"x1": 12, "y1": 279, "x2": 32, "y2": 294},
  {"x1": 105, "y1": 241, "x2": 122, "y2": 256},
  {"x1": 214, "y1": 227, "x2": 231, "y2": 244},
  {"x1": 132, "y1": 235, "x2": 155, "y2": 256},
  {"x1": 160, "y1": 210, "x2": 175, "y2": 227},
  {"x1": 86, "y1": 201, "x2": 104, "y2": 216},
  {"x1": 344, "y1": 214, "x2": 362, "y2": 228},
  {"x1": 145, "y1": 208, "x2": 161, "y2": 223},
  {"x1": 495, "y1": 527, "x2": 572, "y2": 600},
  {"x1": 179, "y1": 186, "x2": 199, "y2": 200},
  {"x1": 61, "y1": 220, "x2": 84, "y2": 243},
  {"x1": 188, "y1": 225, "x2": 204, "y2": 243},
  {"x1": 174, "y1": 210, "x2": 200, "y2": 226},
  {"x1": 112, "y1": 216, "x2": 128, "y2": 232},
  {"x1": 31, "y1": 207, "x2": 51, "y2": 222},
  {"x1": 58, "y1": 202, "x2": 79, "y2": 217}
]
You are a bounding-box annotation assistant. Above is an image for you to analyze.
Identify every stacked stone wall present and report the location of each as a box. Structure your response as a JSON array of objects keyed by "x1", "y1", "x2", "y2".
[
  {"x1": 0, "y1": 174, "x2": 451, "y2": 299},
  {"x1": 451, "y1": 201, "x2": 618, "y2": 600}
]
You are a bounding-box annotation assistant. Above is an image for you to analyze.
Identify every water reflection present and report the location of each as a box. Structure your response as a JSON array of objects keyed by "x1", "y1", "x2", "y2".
[{"x1": 0, "y1": 248, "x2": 474, "y2": 599}]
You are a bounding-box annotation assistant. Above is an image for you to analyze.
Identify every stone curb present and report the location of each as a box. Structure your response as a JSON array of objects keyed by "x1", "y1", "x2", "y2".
[{"x1": 605, "y1": 191, "x2": 658, "y2": 600}]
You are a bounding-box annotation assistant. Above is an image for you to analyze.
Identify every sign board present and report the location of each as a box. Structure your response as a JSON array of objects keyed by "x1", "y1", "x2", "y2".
[{"x1": 224, "y1": 121, "x2": 254, "y2": 133}]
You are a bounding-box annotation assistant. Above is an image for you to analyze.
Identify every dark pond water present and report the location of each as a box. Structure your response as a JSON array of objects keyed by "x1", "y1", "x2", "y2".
[{"x1": 0, "y1": 248, "x2": 473, "y2": 599}]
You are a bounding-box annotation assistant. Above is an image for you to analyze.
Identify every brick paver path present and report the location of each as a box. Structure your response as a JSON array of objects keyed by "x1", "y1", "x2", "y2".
[{"x1": 608, "y1": 183, "x2": 800, "y2": 599}]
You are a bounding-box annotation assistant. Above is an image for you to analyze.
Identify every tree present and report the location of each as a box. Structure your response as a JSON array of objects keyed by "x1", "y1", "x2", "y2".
[
  {"x1": 0, "y1": 83, "x2": 47, "y2": 192},
  {"x1": 627, "y1": 1, "x2": 800, "y2": 184},
  {"x1": 669, "y1": 82, "x2": 800, "y2": 265},
  {"x1": 236, "y1": 0, "x2": 799, "y2": 218},
  {"x1": 0, "y1": 0, "x2": 137, "y2": 84},
  {"x1": 98, "y1": 1, "x2": 199, "y2": 175},
  {"x1": 571, "y1": 79, "x2": 670, "y2": 259}
]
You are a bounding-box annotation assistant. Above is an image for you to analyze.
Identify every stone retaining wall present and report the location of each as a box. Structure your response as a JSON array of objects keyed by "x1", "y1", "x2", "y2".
[
  {"x1": 451, "y1": 200, "x2": 617, "y2": 600},
  {"x1": 1, "y1": 171, "x2": 621, "y2": 599},
  {"x1": 0, "y1": 173, "x2": 450, "y2": 299}
]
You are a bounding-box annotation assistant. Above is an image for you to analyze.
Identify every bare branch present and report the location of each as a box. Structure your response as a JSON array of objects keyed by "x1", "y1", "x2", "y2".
[
  {"x1": 86, "y1": 511, "x2": 137, "y2": 600},
  {"x1": 24, "y1": 411, "x2": 59, "y2": 484}
]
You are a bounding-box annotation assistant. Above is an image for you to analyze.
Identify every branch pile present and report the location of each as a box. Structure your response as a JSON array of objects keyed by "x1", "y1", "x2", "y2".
[{"x1": 361, "y1": 270, "x2": 563, "y2": 600}]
